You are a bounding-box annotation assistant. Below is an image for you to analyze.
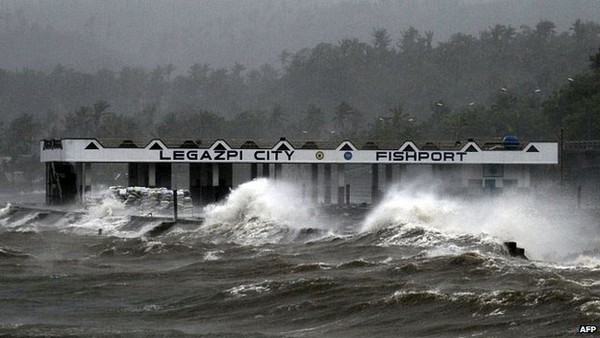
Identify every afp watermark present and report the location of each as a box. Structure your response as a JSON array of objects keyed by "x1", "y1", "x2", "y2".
[{"x1": 579, "y1": 325, "x2": 598, "y2": 334}]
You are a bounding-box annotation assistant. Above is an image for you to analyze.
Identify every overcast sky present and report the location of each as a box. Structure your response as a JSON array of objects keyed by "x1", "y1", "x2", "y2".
[{"x1": 1, "y1": 0, "x2": 599, "y2": 72}]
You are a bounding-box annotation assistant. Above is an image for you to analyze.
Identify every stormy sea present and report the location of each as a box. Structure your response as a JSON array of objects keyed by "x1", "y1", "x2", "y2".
[{"x1": 1, "y1": 178, "x2": 600, "y2": 337}]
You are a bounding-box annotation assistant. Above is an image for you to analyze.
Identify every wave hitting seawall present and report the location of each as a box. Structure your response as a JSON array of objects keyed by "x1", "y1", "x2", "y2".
[{"x1": 1, "y1": 178, "x2": 600, "y2": 337}]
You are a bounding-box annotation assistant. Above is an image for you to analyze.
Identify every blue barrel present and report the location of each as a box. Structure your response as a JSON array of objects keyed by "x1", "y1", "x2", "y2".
[{"x1": 502, "y1": 135, "x2": 519, "y2": 150}]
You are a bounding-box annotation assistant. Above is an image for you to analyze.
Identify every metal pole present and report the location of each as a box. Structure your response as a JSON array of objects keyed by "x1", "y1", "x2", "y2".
[{"x1": 173, "y1": 188, "x2": 178, "y2": 222}]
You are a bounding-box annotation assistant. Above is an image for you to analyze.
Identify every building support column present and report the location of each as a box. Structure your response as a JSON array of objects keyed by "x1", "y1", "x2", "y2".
[
  {"x1": 215, "y1": 163, "x2": 233, "y2": 201},
  {"x1": 84, "y1": 163, "x2": 92, "y2": 195},
  {"x1": 148, "y1": 163, "x2": 156, "y2": 187},
  {"x1": 311, "y1": 163, "x2": 319, "y2": 203},
  {"x1": 324, "y1": 164, "x2": 332, "y2": 204},
  {"x1": 250, "y1": 163, "x2": 258, "y2": 180},
  {"x1": 337, "y1": 164, "x2": 345, "y2": 205},
  {"x1": 385, "y1": 165, "x2": 393, "y2": 187},
  {"x1": 371, "y1": 164, "x2": 380, "y2": 204},
  {"x1": 274, "y1": 163, "x2": 283, "y2": 180},
  {"x1": 189, "y1": 163, "x2": 207, "y2": 206},
  {"x1": 212, "y1": 163, "x2": 219, "y2": 187},
  {"x1": 262, "y1": 163, "x2": 270, "y2": 178},
  {"x1": 200, "y1": 163, "x2": 214, "y2": 205},
  {"x1": 75, "y1": 162, "x2": 92, "y2": 204}
]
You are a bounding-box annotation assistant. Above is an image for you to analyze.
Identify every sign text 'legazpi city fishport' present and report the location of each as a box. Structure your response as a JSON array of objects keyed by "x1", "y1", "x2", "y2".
[
  {"x1": 157, "y1": 149, "x2": 468, "y2": 163},
  {"x1": 39, "y1": 139, "x2": 559, "y2": 164}
]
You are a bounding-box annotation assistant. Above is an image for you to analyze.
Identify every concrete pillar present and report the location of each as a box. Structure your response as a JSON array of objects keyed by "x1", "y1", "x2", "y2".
[
  {"x1": 311, "y1": 163, "x2": 319, "y2": 203},
  {"x1": 262, "y1": 163, "x2": 270, "y2": 178},
  {"x1": 346, "y1": 183, "x2": 350, "y2": 205},
  {"x1": 75, "y1": 163, "x2": 82, "y2": 203},
  {"x1": 211, "y1": 163, "x2": 219, "y2": 187},
  {"x1": 215, "y1": 163, "x2": 233, "y2": 201},
  {"x1": 250, "y1": 163, "x2": 258, "y2": 180},
  {"x1": 201, "y1": 163, "x2": 214, "y2": 205},
  {"x1": 371, "y1": 164, "x2": 380, "y2": 203},
  {"x1": 75, "y1": 162, "x2": 92, "y2": 204},
  {"x1": 337, "y1": 164, "x2": 345, "y2": 205},
  {"x1": 84, "y1": 163, "x2": 92, "y2": 194},
  {"x1": 148, "y1": 163, "x2": 156, "y2": 187},
  {"x1": 189, "y1": 163, "x2": 210, "y2": 206},
  {"x1": 324, "y1": 164, "x2": 332, "y2": 204},
  {"x1": 274, "y1": 163, "x2": 283, "y2": 180},
  {"x1": 385, "y1": 165, "x2": 393, "y2": 186}
]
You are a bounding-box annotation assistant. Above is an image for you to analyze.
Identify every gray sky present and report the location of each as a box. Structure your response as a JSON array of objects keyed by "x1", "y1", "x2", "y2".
[{"x1": 1, "y1": 0, "x2": 599, "y2": 72}]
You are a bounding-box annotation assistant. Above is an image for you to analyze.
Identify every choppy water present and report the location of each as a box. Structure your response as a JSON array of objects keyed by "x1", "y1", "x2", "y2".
[{"x1": 1, "y1": 178, "x2": 600, "y2": 337}]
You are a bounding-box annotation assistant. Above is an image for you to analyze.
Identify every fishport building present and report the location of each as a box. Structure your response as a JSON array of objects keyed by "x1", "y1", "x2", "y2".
[{"x1": 40, "y1": 137, "x2": 558, "y2": 205}]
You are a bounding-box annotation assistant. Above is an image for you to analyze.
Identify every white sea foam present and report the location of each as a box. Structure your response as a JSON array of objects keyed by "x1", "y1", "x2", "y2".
[
  {"x1": 62, "y1": 188, "x2": 170, "y2": 237},
  {"x1": 200, "y1": 178, "x2": 319, "y2": 245},
  {"x1": 203, "y1": 250, "x2": 223, "y2": 261},
  {"x1": 225, "y1": 280, "x2": 273, "y2": 298},
  {"x1": 579, "y1": 300, "x2": 600, "y2": 318},
  {"x1": 0, "y1": 203, "x2": 12, "y2": 218},
  {"x1": 360, "y1": 185, "x2": 600, "y2": 262}
]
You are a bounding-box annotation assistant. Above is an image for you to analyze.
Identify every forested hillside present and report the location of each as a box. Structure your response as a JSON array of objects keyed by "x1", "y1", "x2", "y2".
[{"x1": 2, "y1": 19, "x2": 600, "y2": 180}]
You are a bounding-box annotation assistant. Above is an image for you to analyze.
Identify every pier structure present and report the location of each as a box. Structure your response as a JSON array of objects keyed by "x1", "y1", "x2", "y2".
[{"x1": 40, "y1": 138, "x2": 558, "y2": 205}]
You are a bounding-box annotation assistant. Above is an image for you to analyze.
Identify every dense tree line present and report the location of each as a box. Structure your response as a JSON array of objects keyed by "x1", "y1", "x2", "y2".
[{"x1": 2, "y1": 20, "x2": 600, "y2": 180}]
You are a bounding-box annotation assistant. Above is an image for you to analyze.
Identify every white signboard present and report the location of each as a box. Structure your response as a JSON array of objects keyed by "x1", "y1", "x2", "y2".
[{"x1": 40, "y1": 139, "x2": 559, "y2": 165}]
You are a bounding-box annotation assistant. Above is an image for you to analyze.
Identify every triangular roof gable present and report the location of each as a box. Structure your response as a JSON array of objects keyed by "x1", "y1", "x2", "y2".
[
  {"x1": 210, "y1": 140, "x2": 231, "y2": 150},
  {"x1": 85, "y1": 141, "x2": 101, "y2": 150},
  {"x1": 145, "y1": 139, "x2": 167, "y2": 150},
  {"x1": 461, "y1": 142, "x2": 482, "y2": 153},
  {"x1": 399, "y1": 141, "x2": 419, "y2": 152},
  {"x1": 271, "y1": 139, "x2": 294, "y2": 151},
  {"x1": 336, "y1": 141, "x2": 357, "y2": 151}
]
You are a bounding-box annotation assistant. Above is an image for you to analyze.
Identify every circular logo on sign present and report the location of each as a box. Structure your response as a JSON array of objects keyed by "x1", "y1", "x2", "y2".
[
  {"x1": 315, "y1": 151, "x2": 324, "y2": 160},
  {"x1": 343, "y1": 151, "x2": 353, "y2": 160}
]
